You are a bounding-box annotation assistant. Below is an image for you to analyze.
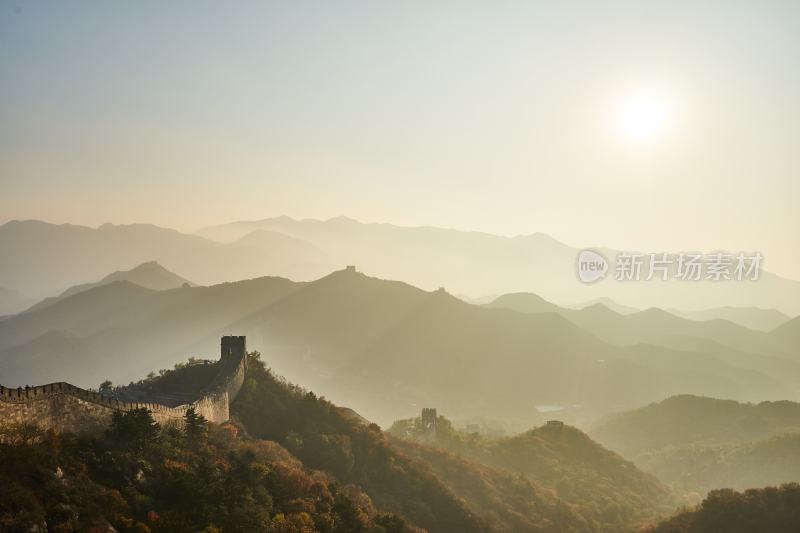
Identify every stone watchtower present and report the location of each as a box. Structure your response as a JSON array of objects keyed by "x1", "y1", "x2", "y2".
[
  {"x1": 421, "y1": 407, "x2": 438, "y2": 436},
  {"x1": 221, "y1": 336, "x2": 247, "y2": 365}
]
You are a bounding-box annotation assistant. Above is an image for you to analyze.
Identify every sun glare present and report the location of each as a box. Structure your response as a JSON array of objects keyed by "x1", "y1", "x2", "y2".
[{"x1": 618, "y1": 94, "x2": 668, "y2": 142}]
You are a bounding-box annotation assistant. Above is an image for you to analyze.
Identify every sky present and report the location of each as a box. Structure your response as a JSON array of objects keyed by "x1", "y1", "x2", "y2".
[{"x1": 1, "y1": 1, "x2": 799, "y2": 279}]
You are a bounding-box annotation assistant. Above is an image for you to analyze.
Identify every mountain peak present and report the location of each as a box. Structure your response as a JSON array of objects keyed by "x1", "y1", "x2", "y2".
[
  {"x1": 22, "y1": 261, "x2": 193, "y2": 315},
  {"x1": 487, "y1": 291, "x2": 560, "y2": 314},
  {"x1": 581, "y1": 302, "x2": 621, "y2": 316},
  {"x1": 101, "y1": 261, "x2": 190, "y2": 286},
  {"x1": 326, "y1": 215, "x2": 360, "y2": 224},
  {"x1": 129, "y1": 260, "x2": 163, "y2": 270}
]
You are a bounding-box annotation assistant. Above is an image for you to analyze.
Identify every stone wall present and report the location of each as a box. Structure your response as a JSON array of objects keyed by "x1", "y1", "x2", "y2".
[{"x1": 0, "y1": 336, "x2": 248, "y2": 434}]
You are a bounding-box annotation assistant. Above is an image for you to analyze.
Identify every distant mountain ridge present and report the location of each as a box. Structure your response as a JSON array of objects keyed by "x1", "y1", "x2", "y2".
[
  {"x1": 487, "y1": 292, "x2": 796, "y2": 359},
  {"x1": 0, "y1": 220, "x2": 330, "y2": 311},
  {"x1": 0, "y1": 285, "x2": 33, "y2": 317},
  {"x1": 196, "y1": 215, "x2": 800, "y2": 315},
  {"x1": 668, "y1": 305, "x2": 791, "y2": 332},
  {"x1": 3, "y1": 217, "x2": 799, "y2": 316},
  {"x1": 2, "y1": 267, "x2": 798, "y2": 429},
  {"x1": 23, "y1": 261, "x2": 193, "y2": 314}
]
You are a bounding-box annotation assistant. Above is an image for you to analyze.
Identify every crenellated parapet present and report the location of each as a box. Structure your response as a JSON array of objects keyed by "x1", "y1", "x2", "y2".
[
  {"x1": 0, "y1": 382, "x2": 190, "y2": 415},
  {"x1": 0, "y1": 336, "x2": 248, "y2": 434}
]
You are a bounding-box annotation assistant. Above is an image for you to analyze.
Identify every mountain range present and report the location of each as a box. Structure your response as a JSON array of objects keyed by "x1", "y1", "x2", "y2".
[
  {"x1": 2, "y1": 217, "x2": 800, "y2": 317},
  {"x1": 1, "y1": 267, "x2": 797, "y2": 429},
  {"x1": 0, "y1": 219, "x2": 330, "y2": 311}
]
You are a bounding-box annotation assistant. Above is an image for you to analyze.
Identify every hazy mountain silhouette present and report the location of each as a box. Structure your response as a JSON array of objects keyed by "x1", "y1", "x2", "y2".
[
  {"x1": 0, "y1": 285, "x2": 33, "y2": 316},
  {"x1": 23, "y1": 261, "x2": 193, "y2": 314},
  {"x1": 489, "y1": 294, "x2": 800, "y2": 402},
  {"x1": 0, "y1": 277, "x2": 303, "y2": 386},
  {"x1": 2, "y1": 268, "x2": 796, "y2": 428},
  {"x1": 771, "y1": 315, "x2": 800, "y2": 348},
  {"x1": 197, "y1": 215, "x2": 800, "y2": 315},
  {"x1": 3, "y1": 217, "x2": 800, "y2": 316},
  {"x1": 487, "y1": 292, "x2": 562, "y2": 314},
  {"x1": 572, "y1": 296, "x2": 640, "y2": 314},
  {"x1": 488, "y1": 292, "x2": 797, "y2": 359},
  {"x1": 0, "y1": 220, "x2": 330, "y2": 303},
  {"x1": 668, "y1": 305, "x2": 791, "y2": 331}
]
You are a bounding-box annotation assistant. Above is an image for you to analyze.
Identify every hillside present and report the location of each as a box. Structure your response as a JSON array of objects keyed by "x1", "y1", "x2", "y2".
[
  {"x1": 231, "y1": 354, "x2": 489, "y2": 532},
  {"x1": 636, "y1": 433, "x2": 800, "y2": 494},
  {"x1": 390, "y1": 441, "x2": 593, "y2": 532},
  {"x1": 590, "y1": 395, "x2": 800, "y2": 457},
  {"x1": 389, "y1": 414, "x2": 678, "y2": 531},
  {"x1": 590, "y1": 395, "x2": 800, "y2": 494},
  {"x1": 644, "y1": 483, "x2": 800, "y2": 532},
  {"x1": 23, "y1": 261, "x2": 194, "y2": 314},
  {"x1": 1, "y1": 353, "x2": 496, "y2": 533},
  {"x1": 5, "y1": 349, "x2": 692, "y2": 532},
  {"x1": 0, "y1": 354, "x2": 432, "y2": 532}
]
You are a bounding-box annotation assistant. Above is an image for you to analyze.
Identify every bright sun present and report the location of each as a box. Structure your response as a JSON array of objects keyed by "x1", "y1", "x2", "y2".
[{"x1": 618, "y1": 94, "x2": 668, "y2": 142}]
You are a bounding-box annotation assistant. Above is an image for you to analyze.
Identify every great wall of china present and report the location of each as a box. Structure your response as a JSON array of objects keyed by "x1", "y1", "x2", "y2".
[{"x1": 0, "y1": 336, "x2": 248, "y2": 434}]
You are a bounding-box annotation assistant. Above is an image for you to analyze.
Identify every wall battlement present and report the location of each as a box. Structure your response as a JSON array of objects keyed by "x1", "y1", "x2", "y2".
[{"x1": 0, "y1": 336, "x2": 248, "y2": 434}]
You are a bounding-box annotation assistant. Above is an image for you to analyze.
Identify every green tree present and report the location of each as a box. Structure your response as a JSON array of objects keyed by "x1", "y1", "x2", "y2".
[
  {"x1": 184, "y1": 406, "x2": 208, "y2": 447},
  {"x1": 107, "y1": 407, "x2": 161, "y2": 452}
]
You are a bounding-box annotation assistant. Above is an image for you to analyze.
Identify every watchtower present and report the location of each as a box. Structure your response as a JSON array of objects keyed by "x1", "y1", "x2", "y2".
[
  {"x1": 221, "y1": 336, "x2": 247, "y2": 363},
  {"x1": 421, "y1": 407, "x2": 437, "y2": 436}
]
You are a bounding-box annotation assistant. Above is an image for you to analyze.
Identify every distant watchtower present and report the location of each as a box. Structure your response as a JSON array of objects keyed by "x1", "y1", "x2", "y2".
[
  {"x1": 221, "y1": 336, "x2": 247, "y2": 364},
  {"x1": 421, "y1": 407, "x2": 438, "y2": 436}
]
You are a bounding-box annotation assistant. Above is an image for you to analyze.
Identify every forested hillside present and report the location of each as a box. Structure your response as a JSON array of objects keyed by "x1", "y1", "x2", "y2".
[
  {"x1": 591, "y1": 395, "x2": 800, "y2": 456},
  {"x1": 389, "y1": 414, "x2": 678, "y2": 530},
  {"x1": 231, "y1": 354, "x2": 488, "y2": 533},
  {"x1": 645, "y1": 483, "x2": 800, "y2": 532},
  {"x1": 0, "y1": 411, "x2": 414, "y2": 532},
  {"x1": 591, "y1": 395, "x2": 800, "y2": 494}
]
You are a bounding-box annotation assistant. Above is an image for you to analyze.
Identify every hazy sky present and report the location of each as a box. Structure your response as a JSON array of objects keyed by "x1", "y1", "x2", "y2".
[{"x1": 1, "y1": 1, "x2": 799, "y2": 278}]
